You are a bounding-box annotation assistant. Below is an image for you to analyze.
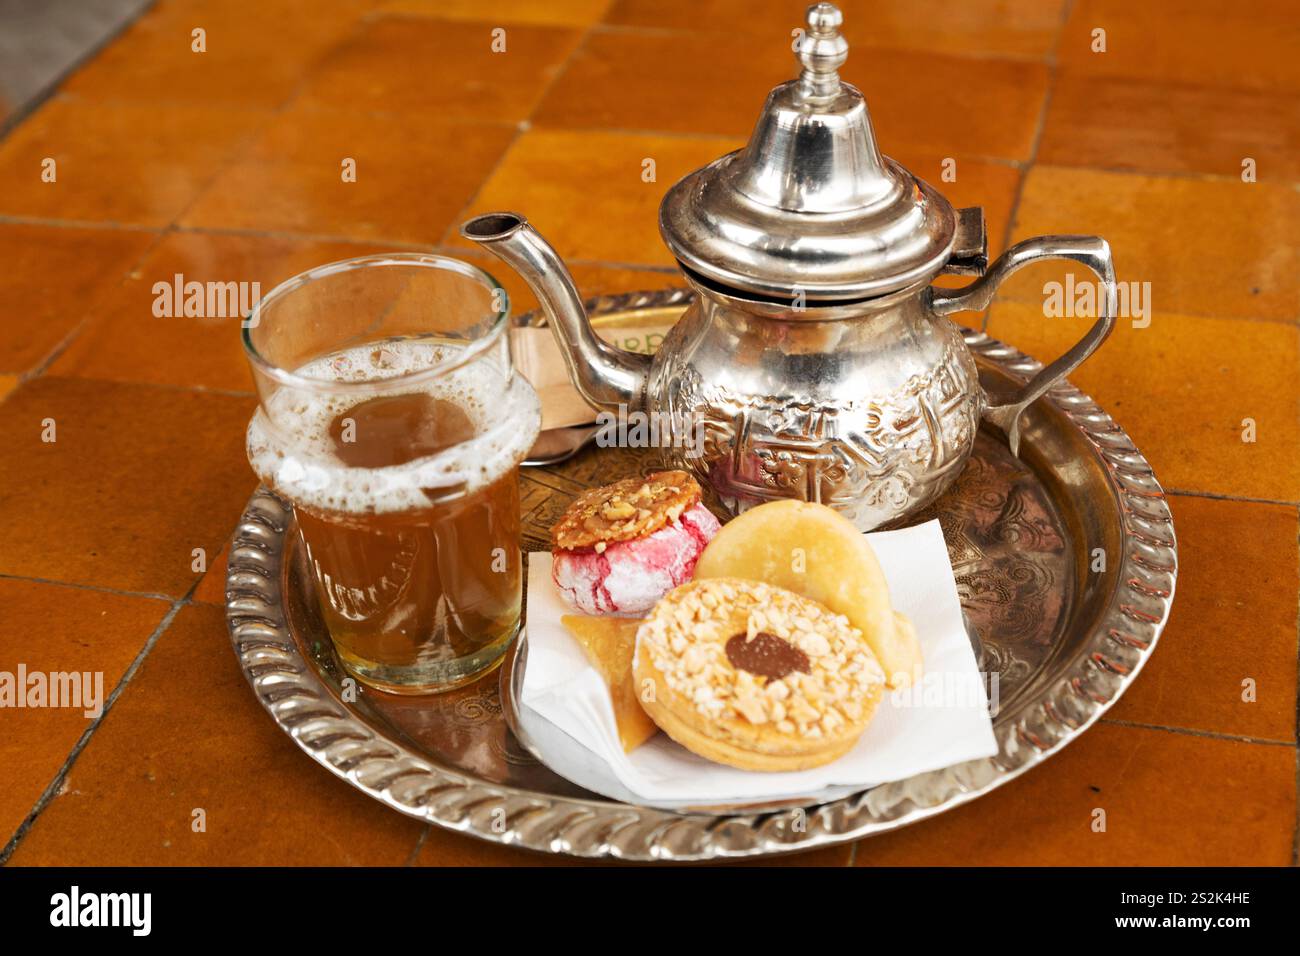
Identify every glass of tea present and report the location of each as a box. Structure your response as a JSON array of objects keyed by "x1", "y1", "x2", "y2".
[{"x1": 242, "y1": 254, "x2": 540, "y2": 694}]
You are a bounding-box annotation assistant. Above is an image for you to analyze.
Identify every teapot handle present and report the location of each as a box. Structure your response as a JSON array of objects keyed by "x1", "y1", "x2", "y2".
[{"x1": 931, "y1": 235, "x2": 1117, "y2": 456}]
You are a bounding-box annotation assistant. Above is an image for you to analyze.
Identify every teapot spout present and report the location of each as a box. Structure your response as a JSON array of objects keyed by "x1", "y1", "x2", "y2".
[{"x1": 460, "y1": 212, "x2": 649, "y2": 414}]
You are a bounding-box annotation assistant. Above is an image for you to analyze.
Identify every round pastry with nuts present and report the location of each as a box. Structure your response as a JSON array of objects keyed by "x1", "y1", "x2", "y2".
[
  {"x1": 551, "y1": 470, "x2": 720, "y2": 616},
  {"x1": 633, "y1": 576, "x2": 887, "y2": 771}
]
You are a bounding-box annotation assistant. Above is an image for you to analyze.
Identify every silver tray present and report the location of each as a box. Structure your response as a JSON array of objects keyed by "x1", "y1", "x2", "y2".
[{"x1": 225, "y1": 289, "x2": 1176, "y2": 861}]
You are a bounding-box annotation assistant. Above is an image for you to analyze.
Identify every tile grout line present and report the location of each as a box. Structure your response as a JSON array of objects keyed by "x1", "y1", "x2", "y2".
[
  {"x1": 13, "y1": 372, "x2": 259, "y2": 400},
  {"x1": 49, "y1": 90, "x2": 517, "y2": 129},
  {"x1": 404, "y1": 824, "x2": 432, "y2": 866},
  {"x1": 0, "y1": 212, "x2": 163, "y2": 233},
  {"x1": 1014, "y1": 158, "x2": 1300, "y2": 189},
  {"x1": 1165, "y1": 488, "x2": 1300, "y2": 509},
  {"x1": 0, "y1": 571, "x2": 180, "y2": 604},
  {"x1": 1098, "y1": 718, "x2": 1294, "y2": 747},
  {"x1": 0, "y1": 581, "x2": 199, "y2": 865}
]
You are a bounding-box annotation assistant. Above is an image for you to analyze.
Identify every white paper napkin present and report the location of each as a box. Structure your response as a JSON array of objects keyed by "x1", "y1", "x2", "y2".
[{"x1": 520, "y1": 519, "x2": 997, "y2": 808}]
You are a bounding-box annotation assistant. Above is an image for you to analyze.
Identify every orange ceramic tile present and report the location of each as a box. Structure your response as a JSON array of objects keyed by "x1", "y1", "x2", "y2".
[
  {"x1": 1060, "y1": 0, "x2": 1300, "y2": 93},
  {"x1": 380, "y1": 0, "x2": 611, "y2": 27},
  {"x1": 889, "y1": 147, "x2": 1022, "y2": 252},
  {"x1": 1040, "y1": 74, "x2": 1300, "y2": 182},
  {"x1": 803, "y1": 48, "x2": 1045, "y2": 166},
  {"x1": 450, "y1": 129, "x2": 744, "y2": 265},
  {"x1": 1107, "y1": 495, "x2": 1298, "y2": 742},
  {"x1": 534, "y1": 31, "x2": 1048, "y2": 161},
  {"x1": 605, "y1": 0, "x2": 1067, "y2": 61},
  {"x1": 0, "y1": 579, "x2": 169, "y2": 848},
  {"x1": 864, "y1": 147, "x2": 1021, "y2": 306},
  {"x1": 192, "y1": 534, "x2": 234, "y2": 606},
  {"x1": 0, "y1": 377, "x2": 257, "y2": 596},
  {"x1": 62, "y1": 0, "x2": 376, "y2": 110},
  {"x1": 853, "y1": 724, "x2": 1295, "y2": 865},
  {"x1": 180, "y1": 108, "x2": 515, "y2": 243},
  {"x1": 1006, "y1": 166, "x2": 1300, "y2": 323},
  {"x1": 984, "y1": 300, "x2": 1300, "y2": 503},
  {"x1": 290, "y1": 16, "x2": 581, "y2": 122},
  {"x1": 7, "y1": 603, "x2": 424, "y2": 865},
  {"x1": 0, "y1": 223, "x2": 157, "y2": 376},
  {"x1": 0, "y1": 97, "x2": 272, "y2": 228},
  {"x1": 533, "y1": 28, "x2": 794, "y2": 138},
  {"x1": 50, "y1": 231, "x2": 397, "y2": 391}
]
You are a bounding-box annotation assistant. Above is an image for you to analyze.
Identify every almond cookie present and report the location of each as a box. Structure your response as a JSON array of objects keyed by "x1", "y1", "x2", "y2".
[
  {"x1": 551, "y1": 471, "x2": 720, "y2": 616},
  {"x1": 633, "y1": 577, "x2": 886, "y2": 771}
]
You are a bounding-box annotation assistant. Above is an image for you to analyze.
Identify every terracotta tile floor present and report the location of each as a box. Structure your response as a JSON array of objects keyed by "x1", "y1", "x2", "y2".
[
  {"x1": 0, "y1": 0, "x2": 1295, "y2": 868},
  {"x1": 0, "y1": 97, "x2": 273, "y2": 227},
  {"x1": 290, "y1": 16, "x2": 582, "y2": 122},
  {"x1": 534, "y1": 30, "x2": 1048, "y2": 162}
]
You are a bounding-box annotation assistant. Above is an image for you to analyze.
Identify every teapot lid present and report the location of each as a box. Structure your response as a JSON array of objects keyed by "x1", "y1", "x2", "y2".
[{"x1": 659, "y1": 3, "x2": 957, "y2": 302}]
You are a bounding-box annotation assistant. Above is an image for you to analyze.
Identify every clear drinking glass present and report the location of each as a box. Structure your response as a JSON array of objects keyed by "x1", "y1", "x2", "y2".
[{"x1": 242, "y1": 254, "x2": 540, "y2": 694}]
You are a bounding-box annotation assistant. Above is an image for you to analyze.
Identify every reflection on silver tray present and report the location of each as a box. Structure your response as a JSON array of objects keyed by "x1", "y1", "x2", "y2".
[{"x1": 226, "y1": 289, "x2": 1176, "y2": 861}]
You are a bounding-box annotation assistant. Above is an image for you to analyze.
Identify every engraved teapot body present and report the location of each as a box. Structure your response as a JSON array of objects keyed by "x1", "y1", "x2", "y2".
[{"x1": 647, "y1": 283, "x2": 981, "y2": 530}]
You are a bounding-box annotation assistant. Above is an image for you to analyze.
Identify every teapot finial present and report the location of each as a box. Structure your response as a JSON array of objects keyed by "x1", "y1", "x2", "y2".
[
  {"x1": 659, "y1": 0, "x2": 960, "y2": 300},
  {"x1": 796, "y1": 3, "x2": 847, "y2": 98}
]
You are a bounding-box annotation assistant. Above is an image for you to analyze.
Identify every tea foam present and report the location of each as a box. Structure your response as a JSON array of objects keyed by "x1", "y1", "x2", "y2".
[{"x1": 247, "y1": 340, "x2": 540, "y2": 515}]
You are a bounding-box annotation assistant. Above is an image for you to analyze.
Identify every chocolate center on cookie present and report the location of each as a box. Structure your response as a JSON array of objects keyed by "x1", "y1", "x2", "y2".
[{"x1": 725, "y1": 632, "x2": 811, "y2": 681}]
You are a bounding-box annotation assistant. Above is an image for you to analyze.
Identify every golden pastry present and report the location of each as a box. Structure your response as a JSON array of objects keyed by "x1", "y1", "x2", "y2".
[
  {"x1": 561, "y1": 615, "x2": 658, "y2": 753},
  {"x1": 633, "y1": 577, "x2": 886, "y2": 771}
]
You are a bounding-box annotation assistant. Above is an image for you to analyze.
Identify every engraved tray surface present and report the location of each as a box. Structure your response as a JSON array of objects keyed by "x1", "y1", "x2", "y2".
[{"x1": 226, "y1": 289, "x2": 1176, "y2": 861}]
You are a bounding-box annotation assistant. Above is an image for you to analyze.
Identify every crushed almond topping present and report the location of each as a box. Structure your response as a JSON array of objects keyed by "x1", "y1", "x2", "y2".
[
  {"x1": 551, "y1": 470, "x2": 702, "y2": 550},
  {"x1": 640, "y1": 577, "x2": 886, "y2": 739}
]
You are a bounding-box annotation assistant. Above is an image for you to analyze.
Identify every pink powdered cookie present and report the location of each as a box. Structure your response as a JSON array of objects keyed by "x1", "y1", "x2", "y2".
[{"x1": 550, "y1": 471, "x2": 720, "y2": 616}]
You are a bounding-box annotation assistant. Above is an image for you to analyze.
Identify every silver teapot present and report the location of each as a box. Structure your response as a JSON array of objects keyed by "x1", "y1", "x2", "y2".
[{"x1": 463, "y1": 2, "x2": 1116, "y2": 531}]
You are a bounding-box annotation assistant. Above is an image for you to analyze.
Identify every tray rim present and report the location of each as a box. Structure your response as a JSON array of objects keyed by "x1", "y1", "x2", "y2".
[{"x1": 225, "y1": 288, "x2": 1177, "y2": 861}]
